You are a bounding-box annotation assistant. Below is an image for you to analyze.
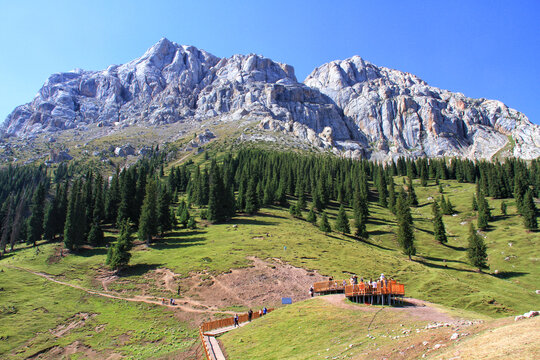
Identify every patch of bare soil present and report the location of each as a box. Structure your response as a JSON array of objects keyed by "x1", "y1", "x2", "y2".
[
  {"x1": 180, "y1": 257, "x2": 327, "y2": 310},
  {"x1": 27, "y1": 341, "x2": 121, "y2": 360},
  {"x1": 49, "y1": 312, "x2": 96, "y2": 337},
  {"x1": 46, "y1": 245, "x2": 64, "y2": 264},
  {"x1": 94, "y1": 268, "x2": 118, "y2": 292}
]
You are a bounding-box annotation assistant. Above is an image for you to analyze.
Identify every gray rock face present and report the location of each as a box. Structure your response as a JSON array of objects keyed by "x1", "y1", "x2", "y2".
[
  {"x1": 2, "y1": 39, "x2": 539, "y2": 160},
  {"x1": 304, "y1": 56, "x2": 540, "y2": 160}
]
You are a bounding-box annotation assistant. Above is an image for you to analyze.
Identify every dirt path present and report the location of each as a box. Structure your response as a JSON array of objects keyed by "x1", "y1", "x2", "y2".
[{"x1": 7, "y1": 265, "x2": 235, "y2": 315}]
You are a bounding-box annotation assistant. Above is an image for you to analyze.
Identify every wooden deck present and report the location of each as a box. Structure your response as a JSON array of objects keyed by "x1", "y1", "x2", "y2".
[{"x1": 313, "y1": 279, "x2": 405, "y2": 306}]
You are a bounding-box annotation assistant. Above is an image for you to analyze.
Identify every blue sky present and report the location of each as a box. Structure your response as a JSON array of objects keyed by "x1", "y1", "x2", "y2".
[{"x1": 1, "y1": 0, "x2": 539, "y2": 124}]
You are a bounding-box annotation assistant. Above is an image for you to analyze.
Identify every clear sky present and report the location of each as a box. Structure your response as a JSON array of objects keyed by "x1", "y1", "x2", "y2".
[{"x1": 1, "y1": 0, "x2": 539, "y2": 124}]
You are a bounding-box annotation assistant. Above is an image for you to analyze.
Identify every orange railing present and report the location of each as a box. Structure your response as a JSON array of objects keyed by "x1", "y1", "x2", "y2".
[
  {"x1": 199, "y1": 327, "x2": 212, "y2": 360},
  {"x1": 200, "y1": 309, "x2": 274, "y2": 334},
  {"x1": 313, "y1": 280, "x2": 351, "y2": 293},
  {"x1": 343, "y1": 281, "x2": 405, "y2": 297},
  {"x1": 314, "y1": 279, "x2": 405, "y2": 297}
]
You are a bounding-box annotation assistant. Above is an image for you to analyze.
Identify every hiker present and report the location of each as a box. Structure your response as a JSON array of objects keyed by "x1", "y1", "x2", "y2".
[
  {"x1": 234, "y1": 314, "x2": 239, "y2": 327},
  {"x1": 170, "y1": 298, "x2": 175, "y2": 305},
  {"x1": 259, "y1": 309, "x2": 263, "y2": 316},
  {"x1": 380, "y1": 273, "x2": 385, "y2": 281},
  {"x1": 360, "y1": 277, "x2": 364, "y2": 284},
  {"x1": 263, "y1": 307, "x2": 267, "y2": 315},
  {"x1": 342, "y1": 279, "x2": 347, "y2": 287},
  {"x1": 161, "y1": 298, "x2": 167, "y2": 305},
  {"x1": 309, "y1": 285, "x2": 314, "y2": 297},
  {"x1": 177, "y1": 286, "x2": 181, "y2": 295},
  {"x1": 248, "y1": 309, "x2": 253, "y2": 322}
]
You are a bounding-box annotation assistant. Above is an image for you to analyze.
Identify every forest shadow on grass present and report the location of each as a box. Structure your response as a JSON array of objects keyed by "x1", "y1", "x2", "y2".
[
  {"x1": 492, "y1": 271, "x2": 528, "y2": 279},
  {"x1": 443, "y1": 243, "x2": 467, "y2": 252},
  {"x1": 416, "y1": 259, "x2": 476, "y2": 273},
  {"x1": 231, "y1": 218, "x2": 278, "y2": 226},
  {"x1": 421, "y1": 255, "x2": 467, "y2": 265},
  {"x1": 78, "y1": 247, "x2": 109, "y2": 257},
  {"x1": 120, "y1": 263, "x2": 162, "y2": 277},
  {"x1": 151, "y1": 237, "x2": 205, "y2": 250}
]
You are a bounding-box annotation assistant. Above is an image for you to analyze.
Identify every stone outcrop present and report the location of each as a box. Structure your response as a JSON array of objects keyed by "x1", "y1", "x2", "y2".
[
  {"x1": 2, "y1": 38, "x2": 539, "y2": 160},
  {"x1": 304, "y1": 56, "x2": 540, "y2": 160}
]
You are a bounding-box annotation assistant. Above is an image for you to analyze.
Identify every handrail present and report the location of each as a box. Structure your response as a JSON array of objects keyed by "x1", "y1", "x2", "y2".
[
  {"x1": 314, "y1": 280, "x2": 405, "y2": 297},
  {"x1": 200, "y1": 308, "x2": 274, "y2": 334},
  {"x1": 199, "y1": 327, "x2": 212, "y2": 360}
]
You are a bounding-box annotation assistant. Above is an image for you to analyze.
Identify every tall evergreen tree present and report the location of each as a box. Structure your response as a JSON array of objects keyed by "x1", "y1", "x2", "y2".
[
  {"x1": 106, "y1": 220, "x2": 133, "y2": 270},
  {"x1": 138, "y1": 178, "x2": 158, "y2": 245},
  {"x1": 467, "y1": 223, "x2": 488, "y2": 272},
  {"x1": 477, "y1": 192, "x2": 490, "y2": 230},
  {"x1": 396, "y1": 189, "x2": 415, "y2": 260},
  {"x1": 432, "y1": 201, "x2": 447, "y2": 244},
  {"x1": 388, "y1": 179, "x2": 396, "y2": 214},
  {"x1": 354, "y1": 211, "x2": 368, "y2": 239},
  {"x1": 306, "y1": 206, "x2": 317, "y2": 224},
  {"x1": 244, "y1": 179, "x2": 260, "y2": 215},
  {"x1": 157, "y1": 186, "x2": 173, "y2": 236},
  {"x1": 522, "y1": 189, "x2": 538, "y2": 230},
  {"x1": 471, "y1": 195, "x2": 478, "y2": 211},
  {"x1": 407, "y1": 177, "x2": 418, "y2": 207},
  {"x1": 500, "y1": 201, "x2": 507, "y2": 216},
  {"x1": 319, "y1": 211, "x2": 331, "y2": 233},
  {"x1": 334, "y1": 205, "x2": 350, "y2": 234},
  {"x1": 378, "y1": 172, "x2": 388, "y2": 208},
  {"x1": 27, "y1": 183, "x2": 46, "y2": 246}
]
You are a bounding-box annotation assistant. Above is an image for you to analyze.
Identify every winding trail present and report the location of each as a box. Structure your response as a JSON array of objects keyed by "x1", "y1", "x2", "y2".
[{"x1": 6, "y1": 265, "x2": 235, "y2": 315}]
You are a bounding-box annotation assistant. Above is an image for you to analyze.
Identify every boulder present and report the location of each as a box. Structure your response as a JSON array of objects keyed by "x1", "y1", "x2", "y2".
[{"x1": 114, "y1": 144, "x2": 135, "y2": 157}]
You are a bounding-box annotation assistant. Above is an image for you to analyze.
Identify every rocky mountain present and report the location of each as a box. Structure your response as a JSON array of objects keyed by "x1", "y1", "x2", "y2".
[{"x1": 2, "y1": 38, "x2": 539, "y2": 160}]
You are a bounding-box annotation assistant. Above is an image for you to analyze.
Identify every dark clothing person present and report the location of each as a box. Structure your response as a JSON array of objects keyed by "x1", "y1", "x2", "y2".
[
  {"x1": 263, "y1": 307, "x2": 267, "y2": 315},
  {"x1": 248, "y1": 309, "x2": 253, "y2": 322},
  {"x1": 234, "y1": 314, "x2": 239, "y2": 327}
]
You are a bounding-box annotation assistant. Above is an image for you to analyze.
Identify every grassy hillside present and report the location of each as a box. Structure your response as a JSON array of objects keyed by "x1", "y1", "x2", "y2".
[{"x1": 0, "y1": 169, "x2": 538, "y2": 358}]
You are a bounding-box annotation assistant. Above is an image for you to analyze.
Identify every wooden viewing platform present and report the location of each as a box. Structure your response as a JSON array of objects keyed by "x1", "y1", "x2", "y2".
[{"x1": 313, "y1": 280, "x2": 405, "y2": 306}]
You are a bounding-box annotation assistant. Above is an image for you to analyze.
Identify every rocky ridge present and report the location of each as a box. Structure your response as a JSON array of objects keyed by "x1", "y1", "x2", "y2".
[{"x1": 2, "y1": 38, "x2": 539, "y2": 160}]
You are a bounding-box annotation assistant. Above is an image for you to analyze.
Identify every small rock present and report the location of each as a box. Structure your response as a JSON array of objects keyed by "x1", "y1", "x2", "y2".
[
  {"x1": 433, "y1": 344, "x2": 444, "y2": 350},
  {"x1": 535, "y1": 290, "x2": 540, "y2": 294},
  {"x1": 508, "y1": 242, "x2": 513, "y2": 247},
  {"x1": 515, "y1": 315, "x2": 525, "y2": 321},
  {"x1": 450, "y1": 333, "x2": 459, "y2": 340},
  {"x1": 524, "y1": 311, "x2": 539, "y2": 318},
  {"x1": 494, "y1": 269, "x2": 499, "y2": 275},
  {"x1": 422, "y1": 341, "x2": 429, "y2": 346}
]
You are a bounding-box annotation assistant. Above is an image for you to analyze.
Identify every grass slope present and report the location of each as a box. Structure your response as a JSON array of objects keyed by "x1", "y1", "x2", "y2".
[{"x1": 0, "y1": 174, "x2": 538, "y2": 358}]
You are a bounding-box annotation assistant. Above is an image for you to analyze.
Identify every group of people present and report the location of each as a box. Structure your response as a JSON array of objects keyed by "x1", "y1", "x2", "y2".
[
  {"x1": 161, "y1": 298, "x2": 176, "y2": 305},
  {"x1": 349, "y1": 273, "x2": 392, "y2": 289},
  {"x1": 234, "y1": 307, "x2": 268, "y2": 327}
]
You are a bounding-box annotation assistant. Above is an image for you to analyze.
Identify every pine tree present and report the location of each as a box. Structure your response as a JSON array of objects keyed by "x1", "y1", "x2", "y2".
[
  {"x1": 432, "y1": 201, "x2": 447, "y2": 244},
  {"x1": 500, "y1": 201, "x2": 507, "y2": 216},
  {"x1": 378, "y1": 172, "x2": 388, "y2": 208},
  {"x1": 407, "y1": 177, "x2": 418, "y2": 207},
  {"x1": 138, "y1": 178, "x2": 158, "y2": 245},
  {"x1": 477, "y1": 192, "x2": 490, "y2": 230},
  {"x1": 244, "y1": 179, "x2": 260, "y2": 215},
  {"x1": 396, "y1": 189, "x2": 415, "y2": 260},
  {"x1": 334, "y1": 205, "x2": 350, "y2": 234},
  {"x1": 522, "y1": 189, "x2": 538, "y2": 230},
  {"x1": 157, "y1": 186, "x2": 172, "y2": 236},
  {"x1": 472, "y1": 195, "x2": 478, "y2": 211},
  {"x1": 178, "y1": 205, "x2": 190, "y2": 228},
  {"x1": 27, "y1": 183, "x2": 46, "y2": 246},
  {"x1": 187, "y1": 216, "x2": 197, "y2": 229},
  {"x1": 106, "y1": 220, "x2": 133, "y2": 270},
  {"x1": 306, "y1": 206, "x2": 317, "y2": 224},
  {"x1": 319, "y1": 212, "x2": 331, "y2": 233},
  {"x1": 87, "y1": 222, "x2": 104, "y2": 246},
  {"x1": 467, "y1": 223, "x2": 488, "y2": 272},
  {"x1": 388, "y1": 179, "x2": 396, "y2": 214},
  {"x1": 354, "y1": 212, "x2": 368, "y2": 239}
]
